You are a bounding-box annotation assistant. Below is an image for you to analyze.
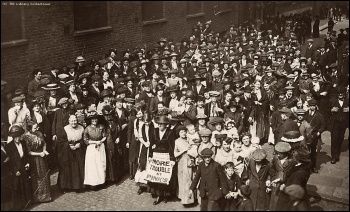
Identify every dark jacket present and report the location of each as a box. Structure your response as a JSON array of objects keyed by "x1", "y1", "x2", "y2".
[
  {"x1": 190, "y1": 159, "x2": 229, "y2": 200},
  {"x1": 237, "y1": 198, "x2": 254, "y2": 211}
]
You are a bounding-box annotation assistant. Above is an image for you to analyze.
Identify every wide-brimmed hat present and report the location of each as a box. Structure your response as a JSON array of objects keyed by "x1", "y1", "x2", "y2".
[
  {"x1": 208, "y1": 90, "x2": 220, "y2": 97},
  {"x1": 75, "y1": 103, "x2": 86, "y2": 110},
  {"x1": 167, "y1": 85, "x2": 180, "y2": 92},
  {"x1": 151, "y1": 54, "x2": 160, "y2": 60},
  {"x1": 85, "y1": 110, "x2": 101, "y2": 120},
  {"x1": 275, "y1": 142, "x2": 291, "y2": 153},
  {"x1": 100, "y1": 89, "x2": 112, "y2": 99},
  {"x1": 192, "y1": 74, "x2": 205, "y2": 81},
  {"x1": 156, "y1": 115, "x2": 170, "y2": 124},
  {"x1": 228, "y1": 101, "x2": 240, "y2": 109},
  {"x1": 169, "y1": 111, "x2": 186, "y2": 122},
  {"x1": 209, "y1": 117, "x2": 224, "y2": 125},
  {"x1": 308, "y1": 99, "x2": 317, "y2": 106},
  {"x1": 295, "y1": 109, "x2": 307, "y2": 115},
  {"x1": 75, "y1": 56, "x2": 85, "y2": 63},
  {"x1": 232, "y1": 75, "x2": 243, "y2": 83},
  {"x1": 176, "y1": 125, "x2": 187, "y2": 135},
  {"x1": 281, "y1": 131, "x2": 304, "y2": 143},
  {"x1": 42, "y1": 83, "x2": 60, "y2": 91},
  {"x1": 251, "y1": 149, "x2": 267, "y2": 161},
  {"x1": 8, "y1": 125, "x2": 25, "y2": 137},
  {"x1": 168, "y1": 69, "x2": 179, "y2": 74},
  {"x1": 196, "y1": 113, "x2": 208, "y2": 120},
  {"x1": 12, "y1": 96, "x2": 25, "y2": 103},
  {"x1": 102, "y1": 105, "x2": 114, "y2": 115}
]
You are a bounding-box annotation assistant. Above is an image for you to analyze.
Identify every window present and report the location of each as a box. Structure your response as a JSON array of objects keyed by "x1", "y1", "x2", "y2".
[
  {"x1": 1, "y1": 5, "x2": 23, "y2": 43},
  {"x1": 187, "y1": 2, "x2": 203, "y2": 15},
  {"x1": 74, "y1": 1, "x2": 108, "y2": 31},
  {"x1": 142, "y1": 1, "x2": 164, "y2": 22}
]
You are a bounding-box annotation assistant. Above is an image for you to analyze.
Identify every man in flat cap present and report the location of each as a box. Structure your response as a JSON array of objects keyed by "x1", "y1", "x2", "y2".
[
  {"x1": 305, "y1": 99, "x2": 326, "y2": 173},
  {"x1": 305, "y1": 39, "x2": 316, "y2": 60},
  {"x1": 190, "y1": 148, "x2": 229, "y2": 211}
]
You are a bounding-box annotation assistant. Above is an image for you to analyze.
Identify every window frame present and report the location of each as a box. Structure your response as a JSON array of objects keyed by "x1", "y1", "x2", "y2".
[
  {"x1": 142, "y1": 1, "x2": 167, "y2": 26},
  {"x1": 216, "y1": 1, "x2": 232, "y2": 15},
  {"x1": 73, "y1": 1, "x2": 112, "y2": 36},
  {"x1": 1, "y1": 5, "x2": 28, "y2": 48},
  {"x1": 186, "y1": 1, "x2": 205, "y2": 19}
]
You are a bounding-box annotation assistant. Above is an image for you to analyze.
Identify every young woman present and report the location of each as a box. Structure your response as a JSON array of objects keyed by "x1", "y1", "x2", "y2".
[
  {"x1": 174, "y1": 125, "x2": 195, "y2": 205},
  {"x1": 148, "y1": 115, "x2": 176, "y2": 205},
  {"x1": 23, "y1": 122, "x2": 51, "y2": 203},
  {"x1": 83, "y1": 111, "x2": 107, "y2": 189}
]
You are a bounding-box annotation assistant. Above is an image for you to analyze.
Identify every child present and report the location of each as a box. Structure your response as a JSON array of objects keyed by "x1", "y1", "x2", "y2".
[
  {"x1": 231, "y1": 140, "x2": 245, "y2": 177},
  {"x1": 197, "y1": 129, "x2": 215, "y2": 165},
  {"x1": 186, "y1": 124, "x2": 201, "y2": 167},
  {"x1": 237, "y1": 185, "x2": 254, "y2": 211},
  {"x1": 75, "y1": 103, "x2": 87, "y2": 127},
  {"x1": 224, "y1": 119, "x2": 239, "y2": 139},
  {"x1": 222, "y1": 162, "x2": 242, "y2": 211}
]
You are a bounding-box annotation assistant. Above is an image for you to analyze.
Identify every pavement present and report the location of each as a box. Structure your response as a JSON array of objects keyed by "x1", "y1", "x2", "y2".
[
  {"x1": 25, "y1": 16, "x2": 349, "y2": 212},
  {"x1": 300, "y1": 16, "x2": 350, "y2": 205}
]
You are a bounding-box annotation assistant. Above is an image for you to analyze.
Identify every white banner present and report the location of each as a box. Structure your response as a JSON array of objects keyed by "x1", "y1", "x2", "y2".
[{"x1": 145, "y1": 153, "x2": 173, "y2": 185}]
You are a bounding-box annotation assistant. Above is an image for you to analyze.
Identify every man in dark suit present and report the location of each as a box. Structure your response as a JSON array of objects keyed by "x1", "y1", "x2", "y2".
[
  {"x1": 305, "y1": 99, "x2": 326, "y2": 173},
  {"x1": 304, "y1": 39, "x2": 317, "y2": 60},
  {"x1": 329, "y1": 88, "x2": 349, "y2": 164},
  {"x1": 190, "y1": 148, "x2": 229, "y2": 211}
]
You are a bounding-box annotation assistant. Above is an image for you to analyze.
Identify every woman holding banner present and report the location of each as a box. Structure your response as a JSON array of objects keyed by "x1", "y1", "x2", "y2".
[
  {"x1": 174, "y1": 125, "x2": 195, "y2": 205},
  {"x1": 148, "y1": 115, "x2": 176, "y2": 205}
]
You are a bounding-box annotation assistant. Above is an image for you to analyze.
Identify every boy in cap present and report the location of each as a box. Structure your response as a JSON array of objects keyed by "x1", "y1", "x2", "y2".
[
  {"x1": 190, "y1": 148, "x2": 229, "y2": 211},
  {"x1": 237, "y1": 185, "x2": 254, "y2": 211}
]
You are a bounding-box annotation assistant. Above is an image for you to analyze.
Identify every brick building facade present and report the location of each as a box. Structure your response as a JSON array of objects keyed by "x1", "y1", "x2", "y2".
[{"x1": 1, "y1": 1, "x2": 320, "y2": 90}]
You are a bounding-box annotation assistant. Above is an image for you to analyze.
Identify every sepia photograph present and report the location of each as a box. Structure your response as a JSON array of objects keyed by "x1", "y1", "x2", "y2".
[{"x1": 1, "y1": 1, "x2": 349, "y2": 211}]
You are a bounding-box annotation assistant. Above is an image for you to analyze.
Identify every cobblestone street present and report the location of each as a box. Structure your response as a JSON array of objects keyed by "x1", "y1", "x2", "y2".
[{"x1": 25, "y1": 15, "x2": 350, "y2": 212}]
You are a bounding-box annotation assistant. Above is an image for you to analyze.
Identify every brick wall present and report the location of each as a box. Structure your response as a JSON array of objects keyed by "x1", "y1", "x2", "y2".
[{"x1": 1, "y1": 1, "x2": 242, "y2": 90}]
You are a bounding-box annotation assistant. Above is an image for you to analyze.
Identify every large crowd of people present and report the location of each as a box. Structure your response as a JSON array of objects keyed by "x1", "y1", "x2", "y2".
[{"x1": 1, "y1": 9, "x2": 349, "y2": 211}]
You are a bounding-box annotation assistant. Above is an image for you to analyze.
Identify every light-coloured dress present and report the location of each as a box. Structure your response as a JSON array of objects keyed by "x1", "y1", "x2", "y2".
[
  {"x1": 174, "y1": 137, "x2": 194, "y2": 205},
  {"x1": 83, "y1": 124, "x2": 106, "y2": 186}
]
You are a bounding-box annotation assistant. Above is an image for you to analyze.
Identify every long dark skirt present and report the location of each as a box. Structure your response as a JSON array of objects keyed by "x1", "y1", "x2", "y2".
[
  {"x1": 29, "y1": 156, "x2": 51, "y2": 203},
  {"x1": 12, "y1": 173, "x2": 32, "y2": 210},
  {"x1": 105, "y1": 142, "x2": 119, "y2": 182},
  {"x1": 57, "y1": 149, "x2": 85, "y2": 190}
]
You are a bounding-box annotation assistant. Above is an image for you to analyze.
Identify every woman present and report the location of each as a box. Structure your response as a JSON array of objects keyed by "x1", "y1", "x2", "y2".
[
  {"x1": 57, "y1": 115, "x2": 85, "y2": 192},
  {"x1": 312, "y1": 16, "x2": 320, "y2": 38},
  {"x1": 102, "y1": 105, "x2": 122, "y2": 183},
  {"x1": 5, "y1": 125, "x2": 32, "y2": 210},
  {"x1": 214, "y1": 137, "x2": 234, "y2": 166},
  {"x1": 250, "y1": 80, "x2": 270, "y2": 145},
  {"x1": 241, "y1": 149, "x2": 273, "y2": 211},
  {"x1": 174, "y1": 125, "x2": 195, "y2": 205},
  {"x1": 136, "y1": 111, "x2": 153, "y2": 194},
  {"x1": 149, "y1": 115, "x2": 176, "y2": 205},
  {"x1": 240, "y1": 132, "x2": 257, "y2": 159},
  {"x1": 83, "y1": 111, "x2": 107, "y2": 189},
  {"x1": 150, "y1": 83, "x2": 169, "y2": 116},
  {"x1": 23, "y1": 121, "x2": 51, "y2": 203}
]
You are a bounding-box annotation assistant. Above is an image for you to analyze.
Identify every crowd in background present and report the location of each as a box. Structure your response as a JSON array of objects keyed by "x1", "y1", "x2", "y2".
[{"x1": 1, "y1": 8, "x2": 349, "y2": 211}]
